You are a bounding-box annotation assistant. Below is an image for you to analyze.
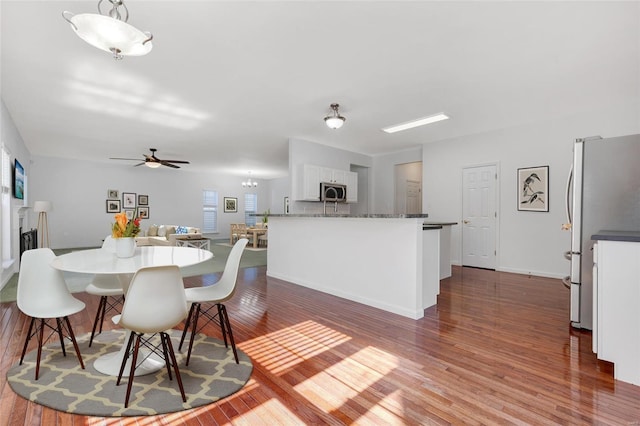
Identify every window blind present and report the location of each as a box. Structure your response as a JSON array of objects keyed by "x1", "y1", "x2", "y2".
[{"x1": 202, "y1": 190, "x2": 218, "y2": 233}]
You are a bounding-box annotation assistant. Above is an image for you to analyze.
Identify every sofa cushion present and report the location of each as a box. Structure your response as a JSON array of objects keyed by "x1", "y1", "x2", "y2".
[
  {"x1": 148, "y1": 224, "x2": 159, "y2": 237},
  {"x1": 157, "y1": 225, "x2": 167, "y2": 237},
  {"x1": 165, "y1": 226, "x2": 176, "y2": 236}
]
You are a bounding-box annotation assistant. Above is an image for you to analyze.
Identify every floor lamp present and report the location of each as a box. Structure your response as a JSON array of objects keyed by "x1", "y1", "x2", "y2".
[{"x1": 34, "y1": 201, "x2": 51, "y2": 248}]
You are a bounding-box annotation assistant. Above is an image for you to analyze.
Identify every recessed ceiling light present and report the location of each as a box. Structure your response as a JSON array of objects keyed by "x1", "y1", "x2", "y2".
[{"x1": 382, "y1": 113, "x2": 449, "y2": 134}]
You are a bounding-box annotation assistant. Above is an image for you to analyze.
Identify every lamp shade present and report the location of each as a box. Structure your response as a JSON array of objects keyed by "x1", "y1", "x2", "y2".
[
  {"x1": 33, "y1": 201, "x2": 52, "y2": 213},
  {"x1": 64, "y1": 12, "x2": 153, "y2": 58},
  {"x1": 325, "y1": 116, "x2": 345, "y2": 129}
]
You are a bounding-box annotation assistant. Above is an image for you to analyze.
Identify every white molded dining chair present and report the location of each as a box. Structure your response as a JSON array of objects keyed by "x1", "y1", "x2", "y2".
[
  {"x1": 116, "y1": 265, "x2": 188, "y2": 408},
  {"x1": 17, "y1": 248, "x2": 86, "y2": 380},
  {"x1": 179, "y1": 238, "x2": 247, "y2": 365},
  {"x1": 86, "y1": 236, "x2": 132, "y2": 347}
]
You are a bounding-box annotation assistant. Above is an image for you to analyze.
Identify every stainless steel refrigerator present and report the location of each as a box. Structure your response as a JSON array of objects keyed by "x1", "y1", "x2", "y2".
[{"x1": 563, "y1": 134, "x2": 640, "y2": 330}]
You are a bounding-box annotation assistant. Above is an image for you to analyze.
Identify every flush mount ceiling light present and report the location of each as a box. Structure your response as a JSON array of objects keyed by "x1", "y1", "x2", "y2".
[
  {"x1": 382, "y1": 113, "x2": 449, "y2": 134},
  {"x1": 63, "y1": 0, "x2": 153, "y2": 60},
  {"x1": 242, "y1": 172, "x2": 258, "y2": 188},
  {"x1": 324, "y1": 103, "x2": 346, "y2": 129}
]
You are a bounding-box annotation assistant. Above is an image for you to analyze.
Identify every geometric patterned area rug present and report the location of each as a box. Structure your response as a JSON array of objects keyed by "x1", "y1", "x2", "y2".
[{"x1": 7, "y1": 329, "x2": 253, "y2": 417}]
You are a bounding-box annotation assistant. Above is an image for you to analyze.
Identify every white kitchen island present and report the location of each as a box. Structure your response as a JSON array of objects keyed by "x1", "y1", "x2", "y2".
[{"x1": 266, "y1": 214, "x2": 440, "y2": 319}]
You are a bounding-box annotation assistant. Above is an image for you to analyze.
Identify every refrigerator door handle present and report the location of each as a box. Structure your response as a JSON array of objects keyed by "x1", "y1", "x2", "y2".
[
  {"x1": 561, "y1": 275, "x2": 571, "y2": 289},
  {"x1": 565, "y1": 165, "x2": 573, "y2": 225}
]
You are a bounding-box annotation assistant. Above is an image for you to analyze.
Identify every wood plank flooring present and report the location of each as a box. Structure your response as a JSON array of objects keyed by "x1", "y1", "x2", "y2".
[{"x1": 1, "y1": 266, "x2": 639, "y2": 425}]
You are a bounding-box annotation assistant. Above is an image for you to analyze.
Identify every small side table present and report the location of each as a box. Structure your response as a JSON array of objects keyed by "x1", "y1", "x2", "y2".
[{"x1": 175, "y1": 238, "x2": 211, "y2": 251}]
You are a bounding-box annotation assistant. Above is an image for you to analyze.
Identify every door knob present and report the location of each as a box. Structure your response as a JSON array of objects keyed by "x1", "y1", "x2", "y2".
[{"x1": 463, "y1": 220, "x2": 470, "y2": 224}]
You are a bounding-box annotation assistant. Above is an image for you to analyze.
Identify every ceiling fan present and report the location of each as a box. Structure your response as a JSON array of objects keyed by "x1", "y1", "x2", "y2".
[{"x1": 110, "y1": 148, "x2": 190, "y2": 169}]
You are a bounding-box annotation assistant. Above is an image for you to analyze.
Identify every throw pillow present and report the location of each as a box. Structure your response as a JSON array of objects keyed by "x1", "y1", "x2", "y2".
[
  {"x1": 165, "y1": 226, "x2": 176, "y2": 235},
  {"x1": 148, "y1": 224, "x2": 158, "y2": 237},
  {"x1": 157, "y1": 225, "x2": 166, "y2": 238},
  {"x1": 176, "y1": 226, "x2": 188, "y2": 234}
]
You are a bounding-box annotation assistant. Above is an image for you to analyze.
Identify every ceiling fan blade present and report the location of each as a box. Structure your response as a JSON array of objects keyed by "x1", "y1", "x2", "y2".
[
  {"x1": 133, "y1": 162, "x2": 145, "y2": 167},
  {"x1": 160, "y1": 161, "x2": 180, "y2": 169},
  {"x1": 161, "y1": 159, "x2": 190, "y2": 164}
]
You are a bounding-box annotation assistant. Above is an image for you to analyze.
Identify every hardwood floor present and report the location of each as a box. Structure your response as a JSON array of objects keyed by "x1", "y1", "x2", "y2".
[{"x1": 1, "y1": 265, "x2": 639, "y2": 425}]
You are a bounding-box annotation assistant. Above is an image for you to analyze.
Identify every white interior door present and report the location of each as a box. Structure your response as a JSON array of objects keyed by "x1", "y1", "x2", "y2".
[{"x1": 462, "y1": 165, "x2": 497, "y2": 269}]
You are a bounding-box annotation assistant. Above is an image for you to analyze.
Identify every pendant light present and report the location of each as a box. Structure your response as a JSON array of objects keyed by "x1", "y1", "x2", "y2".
[
  {"x1": 63, "y1": 0, "x2": 153, "y2": 60},
  {"x1": 324, "y1": 103, "x2": 346, "y2": 129}
]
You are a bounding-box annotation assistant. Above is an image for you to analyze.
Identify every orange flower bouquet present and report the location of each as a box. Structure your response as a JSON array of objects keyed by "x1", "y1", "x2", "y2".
[{"x1": 112, "y1": 211, "x2": 142, "y2": 238}]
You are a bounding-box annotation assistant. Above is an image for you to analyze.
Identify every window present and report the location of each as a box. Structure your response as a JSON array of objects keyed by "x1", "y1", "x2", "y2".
[
  {"x1": 244, "y1": 193, "x2": 257, "y2": 226},
  {"x1": 202, "y1": 190, "x2": 218, "y2": 233}
]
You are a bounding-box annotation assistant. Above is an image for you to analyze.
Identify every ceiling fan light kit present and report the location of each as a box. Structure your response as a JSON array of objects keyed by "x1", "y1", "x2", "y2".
[
  {"x1": 62, "y1": 0, "x2": 153, "y2": 60},
  {"x1": 324, "y1": 103, "x2": 346, "y2": 129}
]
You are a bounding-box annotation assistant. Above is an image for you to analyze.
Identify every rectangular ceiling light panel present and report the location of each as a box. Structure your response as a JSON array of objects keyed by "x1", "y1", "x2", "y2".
[{"x1": 382, "y1": 113, "x2": 449, "y2": 134}]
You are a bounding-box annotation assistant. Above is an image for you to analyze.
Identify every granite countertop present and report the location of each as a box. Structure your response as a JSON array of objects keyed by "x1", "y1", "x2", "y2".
[
  {"x1": 591, "y1": 230, "x2": 640, "y2": 242},
  {"x1": 265, "y1": 214, "x2": 429, "y2": 218}
]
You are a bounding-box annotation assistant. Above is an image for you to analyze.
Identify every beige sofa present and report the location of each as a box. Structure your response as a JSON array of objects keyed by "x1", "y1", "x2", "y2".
[{"x1": 135, "y1": 224, "x2": 203, "y2": 246}]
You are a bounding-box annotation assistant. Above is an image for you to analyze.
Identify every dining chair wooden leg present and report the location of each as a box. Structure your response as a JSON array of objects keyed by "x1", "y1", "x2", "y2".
[
  {"x1": 216, "y1": 303, "x2": 229, "y2": 347},
  {"x1": 89, "y1": 296, "x2": 107, "y2": 347},
  {"x1": 19, "y1": 317, "x2": 36, "y2": 365},
  {"x1": 64, "y1": 316, "x2": 85, "y2": 370},
  {"x1": 163, "y1": 332, "x2": 186, "y2": 403},
  {"x1": 56, "y1": 317, "x2": 67, "y2": 357},
  {"x1": 160, "y1": 332, "x2": 173, "y2": 380},
  {"x1": 117, "y1": 331, "x2": 136, "y2": 385},
  {"x1": 124, "y1": 333, "x2": 141, "y2": 408},
  {"x1": 35, "y1": 318, "x2": 45, "y2": 380},
  {"x1": 219, "y1": 304, "x2": 239, "y2": 364},
  {"x1": 178, "y1": 303, "x2": 196, "y2": 352},
  {"x1": 185, "y1": 303, "x2": 202, "y2": 366}
]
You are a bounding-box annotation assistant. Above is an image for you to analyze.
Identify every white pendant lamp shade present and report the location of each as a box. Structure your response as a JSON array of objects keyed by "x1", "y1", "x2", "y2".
[
  {"x1": 324, "y1": 103, "x2": 346, "y2": 129},
  {"x1": 33, "y1": 201, "x2": 52, "y2": 213},
  {"x1": 63, "y1": 1, "x2": 152, "y2": 60}
]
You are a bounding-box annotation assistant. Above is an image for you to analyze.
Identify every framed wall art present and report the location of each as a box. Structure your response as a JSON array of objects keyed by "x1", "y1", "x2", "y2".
[
  {"x1": 122, "y1": 192, "x2": 136, "y2": 209},
  {"x1": 138, "y1": 206, "x2": 149, "y2": 219},
  {"x1": 125, "y1": 209, "x2": 135, "y2": 220},
  {"x1": 108, "y1": 189, "x2": 119, "y2": 199},
  {"x1": 224, "y1": 197, "x2": 238, "y2": 213},
  {"x1": 517, "y1": 166, "x2": 549, "y2": 212},
  {"x1": 106, "y1": 199, "x2": 121, "y2": 213},
  {"x1": 138, "y1": 194, "x2": 148, "y2": 205}
]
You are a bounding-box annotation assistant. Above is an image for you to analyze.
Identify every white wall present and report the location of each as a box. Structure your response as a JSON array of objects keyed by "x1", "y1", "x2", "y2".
[
  {"x1": 371, "y1": 147, "x2": 423, "y2": 214},
  {"x1": 268, "y1": 176, "x2": 290, "y2": 214},
  {"x1": 28, "y1": 156, "x2": 272, "y2": 249},
  {"x1": 422, "y1": 101, "x2": 640, "y2": 278}
]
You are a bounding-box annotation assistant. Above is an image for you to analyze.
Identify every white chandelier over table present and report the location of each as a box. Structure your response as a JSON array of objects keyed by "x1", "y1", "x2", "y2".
[{"x1": 242, "y1": 172, "x2": 258, "y2": 188}]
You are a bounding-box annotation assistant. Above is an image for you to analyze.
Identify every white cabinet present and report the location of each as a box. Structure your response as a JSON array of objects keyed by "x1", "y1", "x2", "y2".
[
  {"x1": 594, "y1": 239, "x2": 640, "y2": 386},
  {"x1": 301, "y1": 164, "x2": 321, "y2": 200},
  {"x1": 297, "y1": 165, "x2": 358, "y2": 202}
]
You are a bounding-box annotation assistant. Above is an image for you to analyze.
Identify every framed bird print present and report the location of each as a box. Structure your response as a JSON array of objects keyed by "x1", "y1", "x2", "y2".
[{"x1": 518, "y1": 166, "x2": 549, "y2": 212}]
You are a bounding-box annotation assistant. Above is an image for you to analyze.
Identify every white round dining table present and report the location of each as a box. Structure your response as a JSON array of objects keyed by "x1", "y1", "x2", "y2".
[{"x1": 51, "y1": 245, "x2": 213, "y2": 376}]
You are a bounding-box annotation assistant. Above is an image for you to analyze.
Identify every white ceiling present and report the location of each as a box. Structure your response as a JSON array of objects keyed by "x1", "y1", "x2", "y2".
[{"x1": 2, "y1": 1, "x2": 638, "y2": 178}]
